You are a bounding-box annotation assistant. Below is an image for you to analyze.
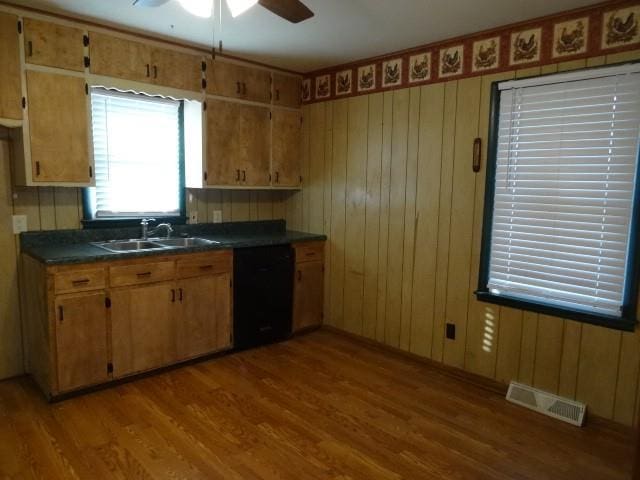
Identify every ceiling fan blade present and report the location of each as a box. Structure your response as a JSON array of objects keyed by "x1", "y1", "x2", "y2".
[
  {"x1": 133, "y1": 0, "x2": 171, "y2": 7},
  {"x1": 258, "y1": 0, "x2": 314, "y2": 23}
]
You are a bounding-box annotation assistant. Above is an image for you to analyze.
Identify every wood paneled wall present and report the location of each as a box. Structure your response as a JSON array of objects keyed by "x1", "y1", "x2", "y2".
[
  {"x1": 0, "y1": 132, "x2": 289, "y2": 378},
  {"x1": 297, "y1": 50, "x2": 640, "y2": 426}
]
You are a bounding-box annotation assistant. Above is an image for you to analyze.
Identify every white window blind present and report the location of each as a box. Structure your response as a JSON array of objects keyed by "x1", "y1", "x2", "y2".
[
  {"x1": 89, "y1": 89, "x2": 181, "y2": 218},
  {"x1": 487, "y1": 64, "x2": 640, "y2": 317}
]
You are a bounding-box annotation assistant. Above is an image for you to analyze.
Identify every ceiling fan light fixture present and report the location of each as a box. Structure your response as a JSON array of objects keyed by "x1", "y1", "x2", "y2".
[
  {"x1": 226, "y1": 0, "x2": 258, "y2": 17},
  {"x1": 177, "y1": 0, "x2": 213, "y2": 17}
]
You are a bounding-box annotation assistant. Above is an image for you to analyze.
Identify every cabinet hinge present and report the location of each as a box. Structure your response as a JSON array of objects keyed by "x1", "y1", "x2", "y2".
[
  {"x1": 17, "y1": 21, "x2": 22, "y2": 34},
  {"x1": 35, "y1": 161, "x2": 40, "y2": 176},
  {"x1": 202, "y1": 78, "x2": 207, "y2": 89},
  {"x1": 89, "y1": 166, "x2": 93, "y2": 178},
  {"x1": 84, "y1": 56, "x2": 90, "y2": 68},
  {"x1": 21, "y1": 97, "x2": 26, "y2": 109},
  {"x1": 85, "y1": 83, "x2": 89, "y2": 95},
  {"x1": 107, "y1": 362, "x2": 113, "y2": 374},
  {"x1": 201, "y1": 61, "x2": 206, "y2": 72},
  {"x1": 203, "y1": 101, "x2": 207, "y2": 111},
  {"x1": 203, "y1": 171, "x2": 208, "y2": 182},
  {"x1": 105, "y1": 297, "x2": 111, "y2": 308},
  {"x1": 83, "y1": 34, "x2": 90, "y2": 47}
]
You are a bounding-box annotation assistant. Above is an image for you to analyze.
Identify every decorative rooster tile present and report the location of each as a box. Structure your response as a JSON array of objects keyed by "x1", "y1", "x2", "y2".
[
  {"x1": 315, "y1": 74, "x2": 330, "y2": 99},
  {"x1": 510, "y1": 28, "x2": 541, "y2": 65},
  {"x1": 439, "y1": 45, "x2": 464, "y2": 78},
  {"x1": 553, "y1": 18, "x2": 588, "y2": 57},
  {"x1": 301, "y1": 78, "x2": 311, "y2": 102},
  {"x1": 357, "y1": 64, "x2": 376, "y2": 92},
  {"x1": 472, "y1": 37, "x2": 500, "y2": 72},
  {"x1": 382, "y1": 58, "x2": 402, "y2": 87},
  {"x1": 602, "y1": 6, "x2": 640, "y2": 49},
  {"x1": 409, "y1": 53, "x2": 431, "y2": 82},
  {"x1": 335, "y1": 69, "x2": 352, "y2": 95}
]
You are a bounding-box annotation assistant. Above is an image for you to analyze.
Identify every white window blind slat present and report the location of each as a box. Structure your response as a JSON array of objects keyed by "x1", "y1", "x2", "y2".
[
  {"x1": 88, "y1": 88, "x2": 181, "y2": 218},
  {"x1": 486, "y1": 66, "x2": 640, "y2": 317}
]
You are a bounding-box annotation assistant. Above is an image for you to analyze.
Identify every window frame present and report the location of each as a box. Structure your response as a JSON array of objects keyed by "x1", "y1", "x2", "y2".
[
  {"x1": 82, "y1": 91, "x2": 187, "y2": 228},
  {"x1": 476, "y1": 63, "x2": 640, "y2": 332}
]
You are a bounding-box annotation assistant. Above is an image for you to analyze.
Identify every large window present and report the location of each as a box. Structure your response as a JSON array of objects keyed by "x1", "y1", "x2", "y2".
[
  {"x1": 477, "y1": 63, "x2": 640, "y2": 330},
  {"x1": 85, "y1": 88, "x2": 184, "y2": 221}
]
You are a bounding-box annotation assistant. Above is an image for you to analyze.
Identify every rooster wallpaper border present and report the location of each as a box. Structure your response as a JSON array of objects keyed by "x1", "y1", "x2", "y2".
[{"x1": 302, "y1": 0, "x2": 640, "y2": 104}]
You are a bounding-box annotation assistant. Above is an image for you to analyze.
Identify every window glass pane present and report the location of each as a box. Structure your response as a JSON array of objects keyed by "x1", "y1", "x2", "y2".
[
  {"x1": 88, "y1": 88, "x2": 181, "y2": 218},
  {"x1": 486, "y1": 65, "x2": 640, "y2": 318}
]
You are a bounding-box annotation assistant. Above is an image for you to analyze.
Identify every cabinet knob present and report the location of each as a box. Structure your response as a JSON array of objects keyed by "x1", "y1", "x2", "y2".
[
  {"x1": 275, "y1": 171, "x2": 279, "y2": 183},
  {"x1": 236, "y1": 169, "x2": 241, "y2": 181},
  {"x1": 27, "y1": 40, "x2": 33, "y2": 57},
  {"x1": 236, "y1": 81, "x2": 241, "y2": 94},
  {"x1": 146, "y1": 64, "x2": 150, "y2": 77},
  {"x1": 153, "y1": 65, "x2": 158, "y2": 79},
  {"x1": 242, "y1": 170, "x2": 246, "y2": 182}
]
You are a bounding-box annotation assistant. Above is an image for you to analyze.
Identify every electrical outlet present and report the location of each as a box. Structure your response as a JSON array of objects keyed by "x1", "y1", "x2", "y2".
[
  {"x1": 213, "y1": 210, "x2": 222, "y2": 223},
  {"x1": 190, "y1": 212, "x2": 198, "y2": 224},
  {"x1": 12, "y1": 215, "x2": 27, "y2": 234},
  {"x1": 446, "y1": 323, "x2": 456, "y2": 340}
]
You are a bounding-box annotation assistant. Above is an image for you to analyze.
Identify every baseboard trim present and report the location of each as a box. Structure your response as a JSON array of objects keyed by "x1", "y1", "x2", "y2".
[{"x1": 321, "y1": 325, "x2": 634, "y2": 436}]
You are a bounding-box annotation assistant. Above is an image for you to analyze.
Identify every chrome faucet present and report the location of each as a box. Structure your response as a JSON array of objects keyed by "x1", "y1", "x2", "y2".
[
  {"x1": 140, "y1": 218, "x2": 156, "y2": 240},
  {"x1": 148, "y1": 222, "x2": 173, "y2": 239}
]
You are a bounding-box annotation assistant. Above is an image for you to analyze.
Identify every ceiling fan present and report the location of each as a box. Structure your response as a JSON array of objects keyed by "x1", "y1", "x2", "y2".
[{"x1": 133, "y1": 0, "x2": 314, "y2": 23}]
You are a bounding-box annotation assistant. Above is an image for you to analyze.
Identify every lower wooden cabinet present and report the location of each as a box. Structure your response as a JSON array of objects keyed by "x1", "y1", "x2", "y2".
[
  {"x1": 111, "y1": 282, "x2": 178, "y2": 377},
  {"x1": 177, "y1": 273, "x2": 232, "y2": 360},
  {"x1": 292, "y1": 241, "x2": 325, "y2": 332},
  {"x1": 22, "y1": 250, "x2": 233, "y2": 398},
  {"x1": 54, "y1": 291, "x2": 109, "y2": 392}
]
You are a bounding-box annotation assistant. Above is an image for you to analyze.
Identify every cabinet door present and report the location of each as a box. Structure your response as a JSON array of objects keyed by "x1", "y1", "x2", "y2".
[
  {"x1": 272, "y1": 74, "x2": 301, "y2": 108},
  {"x1": 89, "y1": 32, "x2": 152, "y2": 83},
  {"x1": 151, "y1": 47, "x2": 202, "y2": 91},
  {"x1": 293, "y1": 261, "x2": 324, "y2": 332},
  {"x1": 26, "y1": 70, "x2": 92, "y2": 184},
  {"x1": 0, "y1": 13, "x2": 22, "y2": 120},
  {"x1": 24, "y1": 18, "x2": 85, "y2": 72},
  {"x1": 241, "y1": 66, "x2": 272, "y2": 104},
  {"x1": 207, "y1": 60, "x2": 271, "y2": 103},
  {"x1": 55, "y1": 292, "x2": 109, "y2": 392},
  {"x1": 176, "y1": 273, "x2": 232, "y2": 359},
  {"x1": 110, "y1": 282, "x2": 177, "y2": 378},
  {"x1": 206, "y1": 99, "x2": 270, "y2": 186},
  {"x1": 271, "y1": 109, "x2": 302, "y2": 187}
]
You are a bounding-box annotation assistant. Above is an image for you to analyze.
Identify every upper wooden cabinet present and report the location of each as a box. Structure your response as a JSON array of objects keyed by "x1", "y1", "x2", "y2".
[
  {"x1": 206, "y1": 60, "x2": 271, "y2": 104},
  {"x1": 272, "y1": 74, "x2": 301, "y2": 108},
  {"x1": 25, "y1": 70, "x2": 92, "y2": 184},
  {"x1": 271, "y1": 109, "x2": 302, "y2": 187},
  {"x1": 150, "y1": 47, "x2": 203, "y2": 91},
  {"x1": 0, "y1": 12, "x2": 22, "y2": 120},
  {"x1": 89, "y1": 32, "x2": 151, "y2": 83},
  {"x1": 89, "y1": 32, "x2": 202, "y2": 91},
  {"x1": 205, "y1": 99, "x2": 270, "y2": 187},
  {"x1": 24, "y1": 18, "x2": 85, "y2": 72}
]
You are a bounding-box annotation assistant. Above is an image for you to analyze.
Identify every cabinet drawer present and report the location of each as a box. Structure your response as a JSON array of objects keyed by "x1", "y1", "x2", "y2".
[
  {"x1": 177, "y1": 251, "x2": 232, "y2": 279},
  {"x1": 54, "y1": 268, "x2": 106, "y2": 294},
  {"x1": 110, "y1": 261, "x2": 175, "y2": 287},
  {"x1": 294, "y1": 241, "x2": 324, "y2": 263}
]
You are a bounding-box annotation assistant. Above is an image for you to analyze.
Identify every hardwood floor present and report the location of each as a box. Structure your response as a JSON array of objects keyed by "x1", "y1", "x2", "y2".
[{"x1": 0, "y1": 329, "x2": 633, "y2": 479}]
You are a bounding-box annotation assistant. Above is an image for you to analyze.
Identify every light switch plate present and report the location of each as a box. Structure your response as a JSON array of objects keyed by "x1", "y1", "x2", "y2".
[
  {"x1": 12, "y1": 215, "x2": 27, "y2": 234},
  {"x1": 213, "y1": 210, "x2": 222, "y2": 223}
]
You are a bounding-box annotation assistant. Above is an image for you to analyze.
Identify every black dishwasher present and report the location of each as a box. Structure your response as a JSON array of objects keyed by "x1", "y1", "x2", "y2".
[{"x1": 233, "y1": 245, "x2": 294, "y2": 349}]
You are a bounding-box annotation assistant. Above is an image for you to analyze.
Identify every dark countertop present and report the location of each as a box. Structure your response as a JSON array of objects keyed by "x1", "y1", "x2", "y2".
[{"x1": 21, "y1": 220, "x2": 326, "y2": 266}]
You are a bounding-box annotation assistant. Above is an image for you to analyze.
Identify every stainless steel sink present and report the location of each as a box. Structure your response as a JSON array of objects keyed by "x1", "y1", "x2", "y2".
[
  {"x1": 92, "y1": 237, "x2": 219, "y2": 253},
  {"x1": 92, "y1": 239, "x2": 168, "y2": 252},
  {"x1": 154, "y1": 237, "x2": 220, "y2": 247}
]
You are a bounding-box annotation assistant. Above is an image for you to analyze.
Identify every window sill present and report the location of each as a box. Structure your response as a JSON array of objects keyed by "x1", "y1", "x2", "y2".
[
  {"x1": 475, "y1": 290, "x2": 636, "y2": 332},
  {"x1": 82, "y1": 216, "x2": 188, "y2": 230}
]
